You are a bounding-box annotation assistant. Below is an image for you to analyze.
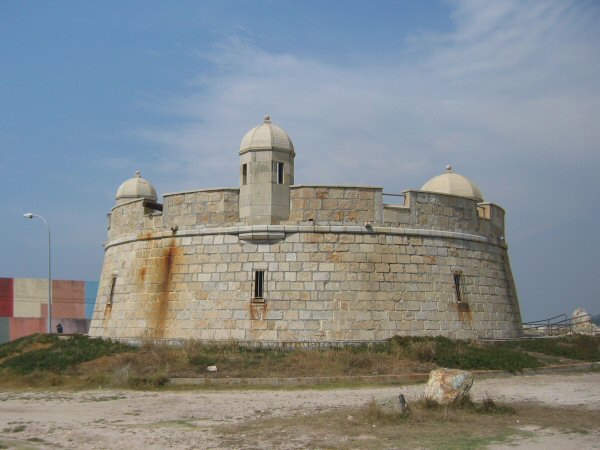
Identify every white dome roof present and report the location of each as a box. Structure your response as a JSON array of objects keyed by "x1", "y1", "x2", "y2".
[
  {"x1": 239, "y1": 115, "x2": 294, "y2": 154},
  {"x1": 421, "y1": 165, "x2": 484, "y2": 202},
  {"x1": 115, "y1": 171, "x2": 158, "y2": 205}
]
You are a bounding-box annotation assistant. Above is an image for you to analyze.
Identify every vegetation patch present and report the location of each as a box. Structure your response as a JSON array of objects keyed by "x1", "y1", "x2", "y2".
[
  {"x1": 217, "y1": 398, "x2": 600, "y2": 449},
  {"x1": 0, "y1": 334, "x2": 598, "y2": 389},
  {"x1": 0, "y1": 334, "x2": 134, "y2": 374},
  {"x1": 216, "y1": 395, "x2": 521, "y2": 449},
  {"x1": 389, "y1": 336, "x2": 542, "y2": 372},
  {"x1": 501, "y1": 335, "x2": 600, "y2": 362}
]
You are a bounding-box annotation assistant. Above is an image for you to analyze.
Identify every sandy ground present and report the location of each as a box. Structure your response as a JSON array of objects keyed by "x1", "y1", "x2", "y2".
[{"x1": 0, "y1": 372, "x2": 599, "y2": 449}]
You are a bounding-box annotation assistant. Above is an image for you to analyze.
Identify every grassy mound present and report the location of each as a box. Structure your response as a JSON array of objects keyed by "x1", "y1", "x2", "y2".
[
  {"x1": 0, "y1": 334, "x2": 134, "y2": 374},
  {"x1": 0, "y1": 334, "x2": 597, "y2": 389}
]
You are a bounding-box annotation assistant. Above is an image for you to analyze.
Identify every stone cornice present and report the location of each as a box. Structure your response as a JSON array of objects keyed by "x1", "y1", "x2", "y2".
[{"x1": 104, "y1": 224, "x2": 507, "y2": 250}]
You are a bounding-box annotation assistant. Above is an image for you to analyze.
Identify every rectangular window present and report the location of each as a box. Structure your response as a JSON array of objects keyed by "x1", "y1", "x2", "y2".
[
  {"x1": 273, "y1": 161, "x2": 284, "y2": 184},
  {"x1": 453, "y1": 271, "x2": 466, "y2": 303},
  {"x1": 242, "y1": 164, "x2": 247, "y2": 185},
  {"x1": 253, "y1": 270, "x2": 265, "y2": 300},
  {"x1": 107, "y1": 275, "x2": 117, "y2": 305}
]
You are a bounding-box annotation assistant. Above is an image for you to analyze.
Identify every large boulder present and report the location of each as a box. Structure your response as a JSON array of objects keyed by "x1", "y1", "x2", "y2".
[{"x1": 424, "y1": 369, "x2": 473, "y2": 405}]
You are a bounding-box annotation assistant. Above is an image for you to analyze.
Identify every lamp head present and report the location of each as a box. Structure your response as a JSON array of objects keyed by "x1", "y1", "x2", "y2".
[{"x1": 23, "y1": 213, "x2": 34, "y2": 219}]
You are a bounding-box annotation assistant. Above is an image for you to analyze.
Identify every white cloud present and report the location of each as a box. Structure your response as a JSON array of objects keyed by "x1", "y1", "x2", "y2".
[{"x1": 137, "y1": 0, "x2": 599, "y2": 202}]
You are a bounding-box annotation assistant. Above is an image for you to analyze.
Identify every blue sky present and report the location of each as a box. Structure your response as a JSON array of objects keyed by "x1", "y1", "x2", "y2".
[{"x1": 1, "y1": 0, "x2": 599, "y2": 321}]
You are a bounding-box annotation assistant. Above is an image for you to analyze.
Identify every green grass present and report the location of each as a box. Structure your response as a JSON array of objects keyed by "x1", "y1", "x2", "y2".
[
  {"x1": 182, "y1": 336, "x2": 542, "y2": 376},
  {"x1": 500, "y1": 335, "x2": 600, "y2": 362},
  {"x1": 388, "y1": 336, "x2": 542, "y2": 372},
  {"x1": 0, "y1": 333, "x2": 56, "y2": 360},
  {"x1": 0, "y1": 334, "x2": 134, "y2": 374}
]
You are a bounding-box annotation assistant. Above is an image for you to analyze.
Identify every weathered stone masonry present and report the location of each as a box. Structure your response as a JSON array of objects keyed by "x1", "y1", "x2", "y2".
[{"x1": 89, "y1": 116, "x2": 522, "y2": 343}]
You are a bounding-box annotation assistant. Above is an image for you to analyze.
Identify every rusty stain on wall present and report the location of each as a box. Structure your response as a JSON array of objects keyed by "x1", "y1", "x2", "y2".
[
  {"x1": 156, "y1": 241, "x2": 179, "y2": 338},
  {"x1": 102, "y1": 303, "x2": 112, "y2": 323},
  {"x1": 138, "y1": 266, "x2": 146, "y2": 283},
  {"x1": 451, "y1": 302, "x2": 473, "y2": 321},
  {"x1": 139, "y1": 231, "x2": 154, "y2": 241},
  {"x1": 142, "y1": 239, "x2": 182, "y2": 338},
  {"x1": 249, "y1": 302, "x2": 268, "y2": 321}
]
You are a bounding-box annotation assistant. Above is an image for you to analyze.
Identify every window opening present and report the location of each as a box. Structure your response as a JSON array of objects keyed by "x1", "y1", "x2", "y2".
[
  {"x1": 253, "y1": 270, "x2": 265, "y2": 300},
  {"x1": 453, "y1": 271, "x2": 466, "y2": 303},
  {"x1": 242, "y1": 164, "x2": 247, "y2": 185},
  {"x1": 107, "y1": 275, "x2": 117, "y2": 305},
  {"x1": 273, "y1": 161, "x2": 284, "y2": 184}
]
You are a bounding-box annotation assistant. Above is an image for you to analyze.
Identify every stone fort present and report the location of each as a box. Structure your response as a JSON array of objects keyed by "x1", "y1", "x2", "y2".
[{"x1": 89, "y1": 116, "x2": 523, "y2": 343}]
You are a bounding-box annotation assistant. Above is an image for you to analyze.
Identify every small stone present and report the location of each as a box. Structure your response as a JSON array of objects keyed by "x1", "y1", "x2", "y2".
[
  {"x1": 398, "y1": 393, "x2": 408, "y2": 413},
  {"x1": 424, "y1": 368, "x2": 473, "y2": 405},
  {"x1": 206, "y1": 365, "x2": 218, "y2": 372}
]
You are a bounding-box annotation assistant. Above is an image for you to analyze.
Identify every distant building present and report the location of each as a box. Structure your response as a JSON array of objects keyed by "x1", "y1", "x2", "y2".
[
  {"x1": 0, "y1": 278, "x2": 98, "y2": 343},
  {"x1": 89, "y1": 116, "x2": 522, "y2": 344}
]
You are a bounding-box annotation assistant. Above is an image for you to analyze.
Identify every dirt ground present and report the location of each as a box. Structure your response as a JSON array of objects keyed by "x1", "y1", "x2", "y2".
[{"x1": 1, "y1": 372, "x2": 599, "y2": 449}]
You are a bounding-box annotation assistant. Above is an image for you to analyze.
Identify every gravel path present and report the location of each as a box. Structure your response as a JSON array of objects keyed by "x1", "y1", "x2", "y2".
[{"x1": 1, "y1": 372, "x2": 599, "y2": 449}]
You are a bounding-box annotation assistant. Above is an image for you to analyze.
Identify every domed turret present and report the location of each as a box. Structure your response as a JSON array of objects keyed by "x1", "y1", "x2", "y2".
[
  {"x1": 421, "y1": 165, "x2": 483, "y2": 202},
  {"x1": 115, "y1": 171, "x2": 158, "y2": 205},
  {"x1": 239, "y1": 115, "x2": 295, "y2": 226},
  {"x1": 239, "y1": 115, "x2": 294, "y2": 154}
]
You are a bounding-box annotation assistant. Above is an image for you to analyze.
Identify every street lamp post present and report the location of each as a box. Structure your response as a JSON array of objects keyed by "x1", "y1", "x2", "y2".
[{"x1": 23, "y1": 213, "x2": 52, "y2": 333}]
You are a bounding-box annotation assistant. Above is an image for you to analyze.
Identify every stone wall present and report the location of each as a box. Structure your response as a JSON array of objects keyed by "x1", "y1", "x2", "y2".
[
  {"x1": 162, "y1": 188, "x2": 240, "y2": 230},
  {"x1": 383, "y1": 205, "x2": 410, "y2": 226},
  {"x1": 288, "y1": 186, "x2": 383, "y2": 225},
  {"x1": 94, "y1": 184, "x2": 520, "y2": 344},
  {"x1": 89, "y1": 226, "x2": 521, "y2": 342},
  {"x1": 404, "y1": 191, "x2": 481, "y2": 233}
]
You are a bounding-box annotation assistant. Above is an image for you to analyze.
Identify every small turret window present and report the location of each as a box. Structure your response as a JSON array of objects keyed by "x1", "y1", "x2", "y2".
[
  {"x1": 273, "y1": 162, "x2": 284, "y2": 184},
  {"x1": 242, "y1": 164, "x2": 248, "y2": 185}
]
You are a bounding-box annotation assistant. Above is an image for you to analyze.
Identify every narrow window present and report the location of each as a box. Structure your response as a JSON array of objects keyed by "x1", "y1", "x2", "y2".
[
  {"x1": 242, "y1": 164, "x2": 247, "y2": 185},
  {"x1": 107, "y1": 275, "x2": 117, "y2": 305},
  {"x1": 453, "y1": 271, "x2": 466, "y2": 303},
  {"x1": 273, "y1": 161, "x2": 284, "y2": 184},
  {"x1": 253, "y1": 270, "x2": 265, "y2": 300}
]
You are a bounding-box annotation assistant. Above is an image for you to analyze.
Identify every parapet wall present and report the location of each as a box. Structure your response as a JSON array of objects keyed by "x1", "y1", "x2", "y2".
[
  {"x1": 162, "y1": 188, "x2": 240, "y2": 230},
  {"x1": 107, "y1": 186, "x2": 505, "y2": 243},
  {"x1": 288, "y1": 185, "x2": 383, "y2": 225}
]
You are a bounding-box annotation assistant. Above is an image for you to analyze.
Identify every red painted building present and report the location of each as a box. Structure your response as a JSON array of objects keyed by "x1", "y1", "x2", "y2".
[{"x1": 0, "y1": 277, "x2": 98, "y2": 343}]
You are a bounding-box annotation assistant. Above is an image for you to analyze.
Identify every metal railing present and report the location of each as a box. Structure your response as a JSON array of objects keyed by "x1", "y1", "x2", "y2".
[{"x1": 523, "y1": 313, "x2": 599, "y2": 336}]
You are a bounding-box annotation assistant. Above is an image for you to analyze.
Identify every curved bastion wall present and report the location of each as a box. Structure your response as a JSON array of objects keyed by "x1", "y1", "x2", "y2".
[{"x1": 88, "y1": 185, "x2": 522, "y2": 342}]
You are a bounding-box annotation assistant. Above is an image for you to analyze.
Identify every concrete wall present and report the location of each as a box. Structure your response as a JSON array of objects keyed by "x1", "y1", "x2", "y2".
[{"x1": 0, "y1": 278, "x2": 98, "y2": 343}]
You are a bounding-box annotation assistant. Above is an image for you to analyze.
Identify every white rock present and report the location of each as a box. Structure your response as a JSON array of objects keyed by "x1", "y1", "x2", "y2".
[
  {"x1": 424, "y1": 368, "x2": 473, "y2": 405},
  {"x1": 206, "y1": 365, "x2": 218, "y2": 372},
  {"x1": 572, "y1": 308, "x2": 599, "y2": 334}
]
